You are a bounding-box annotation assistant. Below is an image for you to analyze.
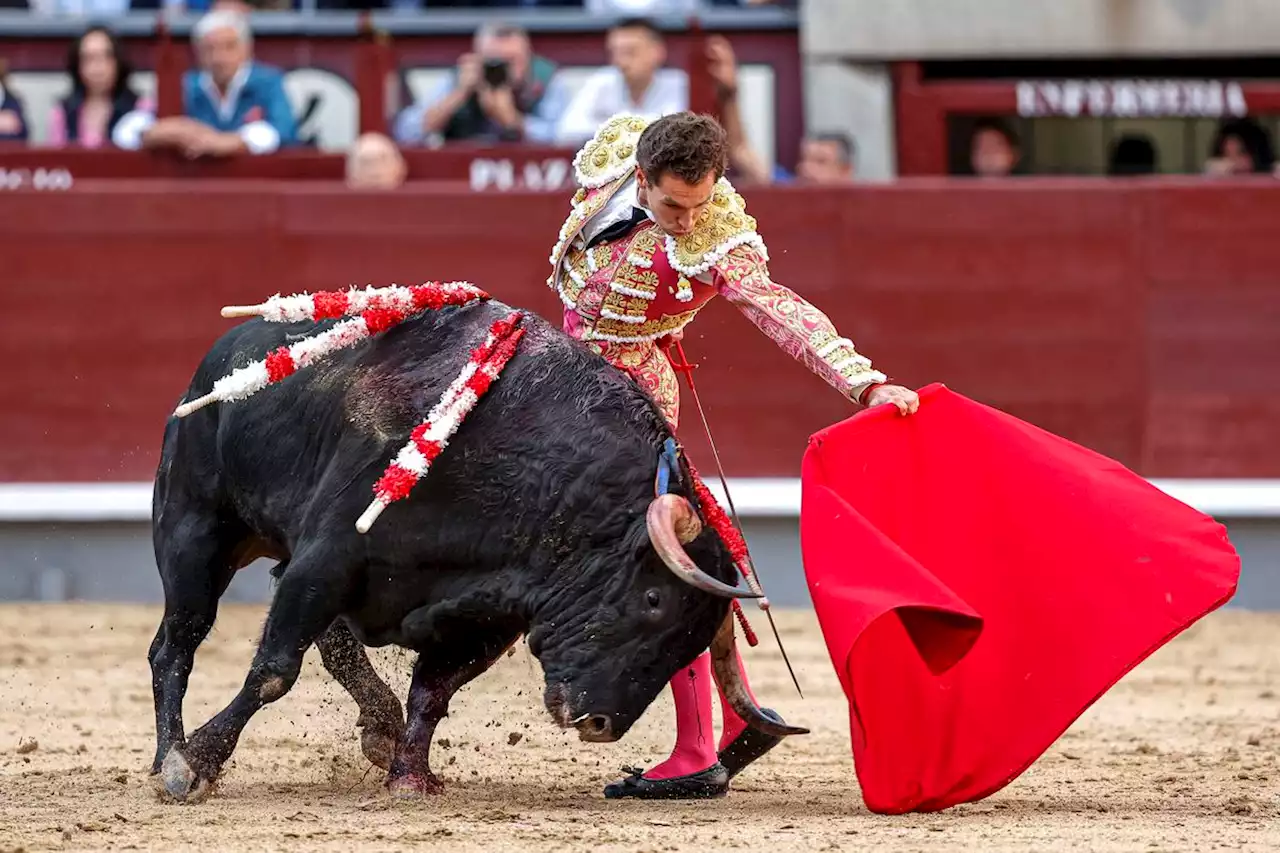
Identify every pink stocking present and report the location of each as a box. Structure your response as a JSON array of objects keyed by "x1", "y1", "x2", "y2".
[
  {"x1": 715, "y1": 649, "x2": 759, "y2": 752},
  {"x1": 642, "y1": 652, "x2": 717, "y2": 780}
]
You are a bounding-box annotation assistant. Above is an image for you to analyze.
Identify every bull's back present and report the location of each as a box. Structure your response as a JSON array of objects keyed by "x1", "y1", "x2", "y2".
[{"x1": 159, "y1": 300, "x2": 660, "y2": 546}]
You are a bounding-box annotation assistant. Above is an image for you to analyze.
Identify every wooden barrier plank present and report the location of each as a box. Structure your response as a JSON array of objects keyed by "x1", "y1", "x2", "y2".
[{"x1": 0, "y1": 181, "x2": 1277, "y2": 482}]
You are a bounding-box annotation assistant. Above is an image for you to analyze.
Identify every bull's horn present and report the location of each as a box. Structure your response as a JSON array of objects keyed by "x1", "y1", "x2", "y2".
[
  {"x1": 710, "y1": 612, "x2": 809, "y2": 738},
  {"x1": 646, "y1": 494, "x2": 760, "y2": 600}
]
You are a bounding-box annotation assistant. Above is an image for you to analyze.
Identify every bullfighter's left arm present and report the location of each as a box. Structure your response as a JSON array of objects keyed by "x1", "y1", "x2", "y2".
[{"x1": 712, "y1": 245, "x2": 887, "y2": 404}]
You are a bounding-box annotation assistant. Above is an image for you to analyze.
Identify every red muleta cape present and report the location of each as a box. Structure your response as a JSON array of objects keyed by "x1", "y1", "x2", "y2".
[{"x1": 800, "y1": 383, "x2": 1240, "y2": 814}]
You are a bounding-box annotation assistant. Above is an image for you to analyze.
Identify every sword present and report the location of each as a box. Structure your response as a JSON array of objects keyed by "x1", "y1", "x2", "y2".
[{"x1": 669, "y1": 341, "x2": 804, "y2": 698}]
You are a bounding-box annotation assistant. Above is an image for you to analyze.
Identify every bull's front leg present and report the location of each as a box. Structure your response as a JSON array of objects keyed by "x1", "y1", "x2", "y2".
[
  {"x1": 386, "y1": 632, "x2": 519, "y2": 797},
  {"x1": 316, "y1": 620, "x2": 405, "y2": 770},
  {"x1": 158, "y1": 553, "x2": 351, "y2": 803}
]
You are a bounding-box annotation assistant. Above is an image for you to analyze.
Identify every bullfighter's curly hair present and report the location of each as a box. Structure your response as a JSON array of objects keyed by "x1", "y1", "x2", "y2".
[{"x1": 636, "y1": 112, "x2": 728, "y2": 186}]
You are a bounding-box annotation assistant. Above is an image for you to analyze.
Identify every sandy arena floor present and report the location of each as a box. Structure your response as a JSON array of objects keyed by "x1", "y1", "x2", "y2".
[{"x1": 0, "y1": 603, "x2": 1278, "y2": 852}]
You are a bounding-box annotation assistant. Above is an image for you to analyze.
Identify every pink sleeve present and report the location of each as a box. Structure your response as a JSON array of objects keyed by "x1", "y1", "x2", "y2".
[
  {"x1": 46, "y1": 104, "x2": 67, "y2": 147},
  {"x1": 713, "y1": 245, "x2": 887, "y2": 401}
]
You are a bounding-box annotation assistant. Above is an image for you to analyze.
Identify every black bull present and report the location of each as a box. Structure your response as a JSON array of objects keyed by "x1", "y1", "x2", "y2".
[{"x1": 149, "y1": 299, "x2": 805, "y2": 802}]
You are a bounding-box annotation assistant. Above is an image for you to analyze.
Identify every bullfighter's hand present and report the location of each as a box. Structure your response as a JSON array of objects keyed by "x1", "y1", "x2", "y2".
[{"x1": 865, "y1": 384, "x2": 919, "y2": 415}]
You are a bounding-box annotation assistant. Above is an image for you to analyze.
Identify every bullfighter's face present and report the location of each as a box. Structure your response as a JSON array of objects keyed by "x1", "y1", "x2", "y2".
[{"x1": 636, "y1": 167, "x2": 717, "y2": 239}]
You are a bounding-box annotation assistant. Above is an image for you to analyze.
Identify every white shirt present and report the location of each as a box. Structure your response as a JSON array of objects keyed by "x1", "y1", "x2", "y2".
[
  {"x1": 578, "y1": 175, "x2": 653, "y2": 247},
  {"x1": 112, "y1": 64, "x2": 280, "y2": 155},
  {"x1": 555, "y1": 68, "x2": 688, "y2": 148}
]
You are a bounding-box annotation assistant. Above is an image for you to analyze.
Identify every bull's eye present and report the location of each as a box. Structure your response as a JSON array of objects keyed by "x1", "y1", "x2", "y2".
[{"x1": 646, "y1": 589, "x2": 662, "y2": 609}]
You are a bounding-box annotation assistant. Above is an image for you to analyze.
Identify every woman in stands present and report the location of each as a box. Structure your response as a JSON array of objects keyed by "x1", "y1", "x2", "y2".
[
  {"x1": 46, "y1": 26, "x2": 150, "y2": 149},
  {"x1": 0, "y1": 61, "x2": 28, "y2": 142}
]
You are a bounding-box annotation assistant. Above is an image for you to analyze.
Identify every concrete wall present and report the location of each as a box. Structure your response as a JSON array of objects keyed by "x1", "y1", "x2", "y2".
[
  {"x1": 801, "y1": 61, "x2": 897, "y2": 181},
  {"x1": 802, "y1": 0, "x2": 1280, "y2": 59},
  {"x1": 2, "y1": 516, "x2": 1276, "y2": 610}
]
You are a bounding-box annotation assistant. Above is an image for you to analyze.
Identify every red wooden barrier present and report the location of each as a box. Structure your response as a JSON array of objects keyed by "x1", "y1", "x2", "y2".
[
  {"x1": 0, "y1": 147, "x2": 579, "y2": 188},
  {"x1": 0, "y1": 179, "x2": 1277, "y2": 482}
]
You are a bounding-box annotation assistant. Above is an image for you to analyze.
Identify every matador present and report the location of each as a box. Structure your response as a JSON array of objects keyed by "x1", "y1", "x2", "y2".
[{"x1": 547, "y1": 111, "x2": 919, "y2": 799}]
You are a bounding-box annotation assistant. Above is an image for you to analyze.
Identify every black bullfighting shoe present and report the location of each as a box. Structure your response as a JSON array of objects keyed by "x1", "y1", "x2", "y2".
[
  {"x1": 717, "y1": 707, "x2": 787, "y2": 780},
  {"x1": 603, "y1": 763, "x2": 730, "y2": 800}
]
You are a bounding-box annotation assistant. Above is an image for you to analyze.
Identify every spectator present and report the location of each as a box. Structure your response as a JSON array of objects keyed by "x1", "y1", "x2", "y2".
[
  {"x1": 704, "y1": 36, "x2": 847, "y2": 186},
  {"x1": 47, "y1": 26, "x2": 149, "y2": 149},
  {"x1": 345, "y1": 132, "x2": 406, "y2": 190},
  {"x1": 969, "y1": 118, "x2": 1020, "y2": 177},
  {"x1": 795, "y1": 133, "x2": 855, "y2": 184},
  {"x1": 704, "y1": 35, "x2": 782, "y2": 184},
  {"x1": 1107, "y1": 134, "x2": 1158, "y2": 176},
  {"x1": 393, "y1": 22, "x2": 565, "y2": 146},
  {"x1": 0, "y1": 64, "x2": 27, "y2": 142},
  {"x1": 114, "y1": 10, "x2": 296, "y2": 157},
  {"x1": 555, "y1": 18, "x2": 687, "y2": 147},
  {"x1": 1204, "y1": 118, "x2": 1275, "y2": 176}
]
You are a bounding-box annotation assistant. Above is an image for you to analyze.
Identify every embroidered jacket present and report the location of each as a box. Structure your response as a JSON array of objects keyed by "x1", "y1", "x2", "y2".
[{"x1": 548, "y1": 114, "x2": 886, "y2": 401}]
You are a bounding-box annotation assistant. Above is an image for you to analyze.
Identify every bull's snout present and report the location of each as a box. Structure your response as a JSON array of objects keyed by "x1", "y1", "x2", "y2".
[
  {"x1": 545, "y1": 681, "x2": 629, "y2": 741},
  {"x1": 573, "y1": 713, "x2": 616, "y2": 743}
]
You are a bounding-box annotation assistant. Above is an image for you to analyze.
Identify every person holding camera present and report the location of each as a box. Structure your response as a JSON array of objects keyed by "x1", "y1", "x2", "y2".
[{"x1": 393, "y1": 22, "x2": 567, "y2": 146}]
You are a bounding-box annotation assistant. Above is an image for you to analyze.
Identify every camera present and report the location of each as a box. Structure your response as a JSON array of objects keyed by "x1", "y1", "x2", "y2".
[{"x1": 483, "y1": 59, "x2": 509, "y2": 88}]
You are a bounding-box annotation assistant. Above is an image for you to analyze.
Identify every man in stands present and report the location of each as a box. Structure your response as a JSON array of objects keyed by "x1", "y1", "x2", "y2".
[
  {"x1": 393, "y1": 22, "x2": 567, "y2": 146},
  {"x1": 556, "y1": 18, "x2": 687, "y2": 148},
  {"x1": 345, "y1": 132, "x2": 407, "y2": 191},
  {"x1": 704, "y1": 36, "x2": 853, "y2": 186},
  {"x1": 113, "y1": 10, "x2": 296, "y2": 157},
  {"x1": 795, "y1": 133, "x2": 856, "y2": 183}
]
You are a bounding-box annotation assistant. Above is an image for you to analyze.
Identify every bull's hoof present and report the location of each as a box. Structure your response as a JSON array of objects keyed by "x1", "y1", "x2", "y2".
[
  {"x1": 387, "y1": 772, "x2": 444, "y2": 799},
  {"x1": 360, "y1": 726, "x2": 400, "y2": 772},
  {"x1": 158, "y1": 747, "x2": 213, "y2": 803}
]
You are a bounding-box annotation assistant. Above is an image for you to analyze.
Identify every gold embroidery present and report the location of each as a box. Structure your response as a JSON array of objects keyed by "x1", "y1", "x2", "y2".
[
  {"x1": 610, "y1": 266, "x2": 660, "y2": 301},
  {"x1": 833, "y1": 356, "x2": 877, "y2": 383},
  {"x1": 628, "y1": 226, "x2": 660, "y2": 258},
  {"x1": 667, "y1": 178, "x2": 767, "y2": 276},
  {"x1": 567, "y1": 119, "x2": 764, "y2": 285},
  {"x1": 588, "y1": 309, "x2": 698, "y2": 344},
  {"x1": 589, "y1": 243, "x2": 612, "y2": 271},
  {"x1": 573, "y1": 114, "x2": 648, "y2": 188},
  {"x1": 547, "y1": 176, "x2": 627, "y2": 301},
  {"x1": 808, "y1": 328, "x2": 838, "y2": 353},
  {"x1": 560, "y1": 248, "x2": 590, "y2": 307},
  {"x1": 600, "y1": 225, "x2": 662, "y2": 322},
  {"x1": 675, "y1": 277, "x2": 693, "y2": 302}
]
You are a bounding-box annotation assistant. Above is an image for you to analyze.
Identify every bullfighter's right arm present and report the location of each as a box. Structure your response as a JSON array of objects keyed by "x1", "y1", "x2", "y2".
[{"x1": 712, "y1": 244, "x2": 887, "y2": 405}]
